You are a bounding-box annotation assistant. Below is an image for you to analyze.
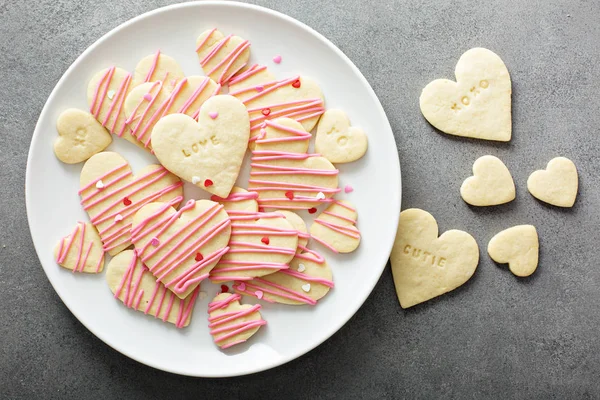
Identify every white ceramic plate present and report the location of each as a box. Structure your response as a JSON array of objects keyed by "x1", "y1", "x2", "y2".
[{"x1": 26, "y1": 1, "x2": 401, "y2": 377}]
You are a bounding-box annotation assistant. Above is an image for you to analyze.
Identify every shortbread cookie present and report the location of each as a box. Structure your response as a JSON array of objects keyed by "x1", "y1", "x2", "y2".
[
  {"x1": 316, "y1": 109, "x2": 368, "y2": 163},
  {"x1": 211, "y1": 187, "x2": 259, "y2": 214},
  {"x1": 488, "y1": 225, "x2": 539, "y2": 277},
  {"x1": 248, "y1": 118, "x2": 340, "y2": 210},
  {"x1": 131, "y1": 199, "x2": 232, "y2": 299},
  {"x1": 106, "y1": 250, "x2": 198, "y2": 327},
  {"x1": 233, "y1": 248, "x2": 333, "y2": 305},
  {"x1": 390, "y1": 208, "x2": 479, "y2": 308},
  {"x1": 79, "y1": 152, "x2": 183, "y2": 256},
  {"x1": 420, "y1": 48, "x2": 512, "y2": 141},
  {"x1": 131, "y1": 50, "x2": 185, "y2": 92},
  {"x1": 278, "y1": 210, "x2": 309, "y2": 252},
  {"x1": 310, "y1": 200, "x2": 360, "y2": 253},
  {"x1": 208, "y1": 293, "x2": 266, "y2": 349},
  {"x1": 54, "y1": 109, "x2": 111, "y2": 164},
  {"x1": 54, "y1": 221, "x2": 104, "y2": 273},
  {"x1": 460, "y1": 155, "x2": 515, "y2": 206},
  {"x1": 527, "y1": 157, "x2": 578, "y2": 207},
  {"x1": 151, "y1": 95, "x2": 250, "y2": 198},
  {"x1": 196, "y1": 29, "x2": 251, "y2": 85}
]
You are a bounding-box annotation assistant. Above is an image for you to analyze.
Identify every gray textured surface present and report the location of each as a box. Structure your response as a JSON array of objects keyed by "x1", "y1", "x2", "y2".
[{"x1": 1, "y1": 0, "x2": 599, "y2": 398}]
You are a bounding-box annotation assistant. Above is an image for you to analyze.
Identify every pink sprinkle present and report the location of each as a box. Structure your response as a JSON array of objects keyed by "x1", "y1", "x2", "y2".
[
  {"x1": 209, "y1": 111, "x2": 218, "y2": 119},
  {"x1": 255, "y1": 85, "x2": 264, "y2": 92},
  {"x1": 143, "y1": 93, "x2": 152, "y2": 101},
  {"x1": 273, "y1": 55, "x2": 282, "y2": 64},
  {"x1": 238, "y1": 282, "x2": 246, "y2": 291},
  {"x1": 344, "y1": 184, "x2": 354, "y2": 193},
  {"x1": 150, "y1": 237, "x2": 160, "y2": 247},
  {"x1": 170, "y1": 79, "x2": 177, "y2": 86},
  {"x1": 255, "y1": 290, "x2": 264, "y2": 300},
  {"x1": 114, "y1": 214, "x2": 123, "y2": 222}
]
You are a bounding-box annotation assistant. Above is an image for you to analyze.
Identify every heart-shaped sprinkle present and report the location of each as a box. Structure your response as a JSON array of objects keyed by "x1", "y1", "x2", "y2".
[
  {"x1": 273, "y1": 55, "x2": 282, "y2": 64},
  {"x1": 123, "y1": 197, "x2": 132, "y2": 206},
  {"x1": 195, "y1": 252, "x2": 204, "y2": 262},
  {"x1": 301, "y1": 283, "x2": 311, "y2": 292},
  {"x1": 344, "y1": 184, "x2": 354, "y2": 193},
  {"x1": 255, "y1": 290, "x2": 264, "y2": 299},
  {"x1": 285, "y1": 191, "x2": 294, "y2": 200},
  {"x1": 262, "y1": 108, "x2": 271, "y2": 116},
  {"x1": 297, "y1": 263, "x2": 306, "y2": 272},
  {"x1": 150, "y1": 237, "x2": 160, "y2": 247},
  {"x1": 107, "y1": 90, "x2": 116, "y2": 100},
  {"x1": 221, "y1": 284, "x2": 229, "y2": 293},
  {"x1": 292, "y1": 79, "x2": 301, "y2": 88},
  {"x1": 308, "y1": 207, "x2": 317, "y2": 214},
  {"x1": 114, "y1": 214, "x2": 124, "y2": 222},
  {"x1": 238, "y1": 282, "x2": 246, "y2": 291},
  {"x1": 258, "y1": 207, "x2": 265, "y2": 212},
  {"x1": 261, "y1": 236, "x2": 270, "y2": 245},
  {"x1": 258, "y1": 129, "x2": 267, "y2": 139},
  {"x1": 256, "y1": 85, "x2": 264, "y2": 92},
  {"x1": 204, "y1": 179, "x2": 214, "y2": 187},
  {"x1": 316, "y1": 192, "x2": 326, "y2": 200},
  {"x1": 209, "y1": 111, "x2": 219, "y2": 119},
  {"x1": 192, "y1": 176, "x2": 201, "y2": 184},
  {"x1": 95, "y1": 180, "x2": 105, "y2": 189},
  {"x1": 143, "y1": 93, "x2": 153, "y2": 101}
]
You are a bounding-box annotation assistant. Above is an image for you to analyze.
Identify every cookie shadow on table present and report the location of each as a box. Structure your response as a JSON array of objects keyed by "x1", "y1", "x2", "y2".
[
  {"x1": 464, "y1": 199, "x2": 519, "y2": 215},
  {"x1": 427, "y1": 124, "x2": 513, "y2": 149},
  {"x1": 529, "y1": 196, "x2": 580, "y2": 215},
  {"x1": 490, "y1": 259, "x2": 540, "y2": 284}
]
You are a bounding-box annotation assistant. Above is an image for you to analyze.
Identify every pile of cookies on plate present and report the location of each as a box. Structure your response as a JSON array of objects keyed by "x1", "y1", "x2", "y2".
[
  {"x1": 52, "y1": 29, "x2": 368, "y2": 349},
  {"x1": 391, "y1": 48, "x2": 579, "y2": 309}
]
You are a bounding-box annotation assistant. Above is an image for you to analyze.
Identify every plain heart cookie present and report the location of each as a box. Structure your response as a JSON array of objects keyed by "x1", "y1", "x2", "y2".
[
  {"x1": 390, "y1": 208, "x2": 479, "y2": 308},
  {"x1": 54, "y1": 221, "x2": 104, "y2": 273},
  {"x1": 420, "y1": 48, "x2": 512, "y2": 141},
  {"x1": 106, "y1": 250, "x2": 199, "y2": 327},
  {"x1": 151, "y1": 95, "x2": 250, "y2": 198},
  {"x1": 131, "y1": 199, "x2": 232, "y2": 299},
  {"x1": 460, "y1": 155, "x2": 515, "y2": 206},
  {"x1": 310, "y1": 200, "x2": 360, "y2": 253},
  {"x1": 79, "y1": 152, "x2": 183, "y2": 256},
  {"x1": 54, "y1": 109, "x2": 112, "y2": 164},
  {"x1": 315, "y1": 109, "x2": 368, "y2": 163},
  {"x1": 196, "y1": 28, "x2": 251, "y2": 85},
  {"x1": 527, "y1": 157, "x2": 578, "y2": 207},
  {"x1": 488, "y1": 225, "x2": 539, "y2": 277},
  {"x1": 208, "y1": 293, "x2": 266, "y2": 349}
]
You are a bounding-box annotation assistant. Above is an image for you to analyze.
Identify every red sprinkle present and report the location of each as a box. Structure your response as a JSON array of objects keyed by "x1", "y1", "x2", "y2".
[
  {"x1": 220, "y1": 284, "x2": 229, "y2": 293},
  {"x1": 204, "y1": 179, "x2": 213, "y2": 187},
  {"x1": 123, "y1": 197, "x2": 132, "y2": 206},
  {"x1": 308, "y1": 207, "x2": 317, "y2": 214},
  {"x1": 261, "y1": 108, "x2": 271, "y2": 116},
  {"x1": 258, "y1": 207, "x2": 265, "y2": 212},
  {"x1": 285, "y1": 191, "x2": 294, "y2": 200},
  {"x1": 292, "y1": 79, "x2": 301, "y2": 88},
  {"x1": 261, "y1": 237, "x2": 270, "y2": 245},
  {"x1": 194, "y1": 252, "x2": 203, "y2": 262}
]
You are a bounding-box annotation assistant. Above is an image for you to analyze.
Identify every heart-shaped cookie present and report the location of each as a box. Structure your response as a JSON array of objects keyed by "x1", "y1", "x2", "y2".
[
  {"x1": 488, "y1": 225, "x2": 539, "y2": 277},
  {"x1": 315, "y1": 109, "x2": 368, "y2": 163},
  {"x1": 151, "y1": 95, "x2": 250, "y2": 198},
  {"x1": 54, "y1": 221, "x2": 104, "y2": 273},
  {"x1": 79, "y1": 152, "x2": 183, "y2": 256},
  {"x1": 208, "y1": 293, "x2": 266, "y2": 349},
  {"x1": 527, "y1": 157, "x2": 578, "y2": 207},
  {"x1": 196, "y1": 28, "x2": 251, "y2": 85},
  {"x1": 233, "y1": 248, "x2": 333, "y2": 305},
  {"x1": 54, "y1": 109, "x2": 112, "y2": 164},
  {"x1": 420, "y1": 48, "x2": 512, "y2": 141},
  {"x1": 310, "y1": 200, "x2": 360, "y2": 253},
  {"x1": 248, "y1": 118, "x2": 340, "y2": 210},
  {"x1": 131, "y1": 199, "x2": 232, "y2": 299},
  {"x1": 390, "y1": 208, "x2": 479, "y2": 308},
  {"x1": 460, "y1": 155, "x2": 515, "y2": 206},
  {"x1": 131, "y1": 50, "x2": 185, "y2": 92},
  {"x1": 106, "y1": 250, "x2": 199, "y2": 327}
]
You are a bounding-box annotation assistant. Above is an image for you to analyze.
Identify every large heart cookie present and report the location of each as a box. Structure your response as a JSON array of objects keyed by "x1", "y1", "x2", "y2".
[
  {"x1": 315, "y1": 109, "x2": 368, "y2": 163},
  {"x1": 390, "y1": 208, "x2": 479, "y2": 308},
  {"x1": 488, "y1": 225, "x2": 539, "y2": 277},
  {"x1": 420, "y1": 48, "x2": 512, "y2": 141},
  {"x1": 131, "y1": 199, "x2": 232, "y2": 299},
  {"x1": 54, "y1": 109, "x2": 112, "y2": 164},
  {"x1": 54, "y1": 221, "x2": 104, "y2": 273},
  {"x1": 310, "y1": 200, "x2": 360, "y2": 253},
  {"x1": 460, "y1": 155, "x2": 515, "y2": 206},
  {"x1": 106, "y1": 250, "x2": 199, "y2": 328},
  {"x1": 151, "y1": 95, "x2": 250, "y2": 198},
  {"x1": 208, "y1": 293, "x2": 266, "y2": 349},
  {"x1": 527, "y1": 157, "x2": 578, "y2": 207},
  {"x1": 196, "y1": 29, "x2": 251, "y2": 85},
  {"x1": 131, "y1": 50, "x2": 185, "y2": 92},
  {"x1": 79, "y1": 152, "x2": 183, "y2": 256}
]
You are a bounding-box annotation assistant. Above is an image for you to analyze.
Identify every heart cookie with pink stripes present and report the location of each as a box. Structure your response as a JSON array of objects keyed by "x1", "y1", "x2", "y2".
[
  {"x1": 310, "y1": 200, "x2": 361, "y2": 253},
  {"x1": 54, "y1": 221, "x2": 105, "y2": 273},
  {"x1": 196, "y1": 28, "x2": 251, "y2": 85},
  {"x1": 208, "y1": 292, "x2": 266, "y2": 349}
]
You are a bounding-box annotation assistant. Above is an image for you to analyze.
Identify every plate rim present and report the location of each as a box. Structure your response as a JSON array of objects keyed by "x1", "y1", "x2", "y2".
[{"x1": 25, "y1": 0, "x2": 402, "y2": 377}]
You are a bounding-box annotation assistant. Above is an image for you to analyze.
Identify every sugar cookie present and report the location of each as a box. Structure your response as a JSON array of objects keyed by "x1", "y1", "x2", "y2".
[
  {"x1": 390, "y1": 208, "x2": 479, "y2": 308},
  {"x1": 131, "y1": 199, "x2": 232, "y2": 299},
  {"x1": 310, "y1": 200, "x2": 360, "y2": 253},
  {"x1": 488, "y1": 225, "x2": 539, "y2": 277},
  {"x1": 54, "y1": 109, "x2": 112, "y2": 164},
  {"x1": 208, "y1": 293, "x2": 266, "y2": 349},
  {"x1": 420, "y1": 48, "x2": 512, "y2": 141},
  {"x1": 196, "y1": 29, "x2": 251, "y2": 85},
  {"x1": 106, "y1": 250, "x2": 198, "y2": 327},
  {"x1": 278, "y1": 210, "x2": 309, "y2": 252},
  {"x1": 54, "y1": 221, "x2": 104, "y2": 273},
  {"x1": 460, "y1": 155, "x2": 515, "y2": 206},
  {"x1": 211, "y1": 187, "x2": 259, "y2": 214},
  {"x1": 315, "y1": 109, "x2": 368, "y2": 163},
  {"x1": 151, "y1": 95, "x2": 250, "y2": 198},
  {"x1": 527, "y1": 157, "x2": 578, "y2": 207},
  {"x1": 79, "y1": 152, "x2": 183, "y2": 256},
  {"x1": 131, "y1": 50, "x2": 185, "y2": 92}
]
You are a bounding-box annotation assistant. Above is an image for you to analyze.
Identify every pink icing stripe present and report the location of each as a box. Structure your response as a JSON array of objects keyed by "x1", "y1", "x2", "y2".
[
  {"x1": 208, "y1": 293, "x2": 242, "y2": 312},
  {"x1": 176, "y1": 287, "x2": 200, "y2": 328},
  {"x1": 210, "y1": 191, "x2": 259, "y2": 202},
  {"x1": 216, "y1": 41, "x2": 250, "y2": 83},
  {"x1": 200, "y1": 34, "x2": 232, "y2": 66},
  {"x1": 127, "y1": 81, "x2": 163, "y2": 145},
  {"x1": 296, "y1": 245, "x2": 325, "y2": 264},
  {"x1": 145, "y1": 281, "x2": 162, "y2": 314},
  {"x1": 57, "y1": 223, "x2": 80, "y2": 264},
  {"x1": 314, "y1": 219, "x2": 360, "y2": 239},
  {"x1": 102, "y1": 72, "x2": 132, "y2": 128},
  {"x1": 166, "y1": 247, "x2": 229, "y2": 294},
  {"x1": 79, "y1": 163, "x2": 129, "y2": 194},
  {"x1": 235, "y1": 279, "x2": 316, "y2": 305},
  {"x1": 248, "y1": 179, "x2": 341, "y2": 193},
  {"x1": 311, "y1": 234, "x2": 340, "y2": 253},
  {"x1": 209, "y1": 305, "x2": 261, "y2": 329},
  {"x1": 246, "y1": 98, "x2": 322, "y2": 114},
  {"x1": 227, "y1": 241, "x2": 296, "y2": 255},
  {"x1": 90, "y1": 67, "x2": 115, "y2": 117},
  {"x1": 144, "y1": 50, "x2": 161, "y2": 82},
  {"x1": 228, "y1": 63, "x2": 266, "y2": 86},
  {"x1": 207, "y1": 293, "x2": 266, "y2": 348},
  {"x1": 72, "y1": 222, "x2": 86, "y2": 272},
  {"x1": 281, "y1": 269, "x2": 334, "y2": 287},
  {"x1": 75, "y1": 241, "x2": 93, "y2": 273},
  {"x1": 195, "y1": 28, "x2": 217, "y2": 52},
  {"x1": 95, "y1": 251, "x2": 104, "y2": 273},
  {"x1": 333, "y1": 200, "x2": 357, "y2": 212},
  {"x1": 241, "y1": 76, "x2": 299, "y2": 104},
  {"x1": 177, "y1": 77, "x2": 210, "y2": 114},
  {"x1": 322, "y1": 210, "x2": 356, "y2": 224},
  {"x1": 163, "y1": 292, "x2": 175, "y2": 322},
  {"x1": 250, "y1": 163, "x2": 338, "y2": 176}
]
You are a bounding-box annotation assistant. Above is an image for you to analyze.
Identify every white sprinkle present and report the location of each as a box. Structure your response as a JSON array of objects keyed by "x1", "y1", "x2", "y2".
[
  {"x1": 316, "y1": 192, "x2": 326, "y2": 200},
  {"x1": 191, "y1": 176, "x2": 201, "y2": 184},
  {"x1": 114, "y1": 214, "x2": 123, "y2": 222},
  {"x1": 95, "y1": 180, "x2": 104, "y2": 189},
  {"x1": 297, "y1": 263, "x2": 306, "y2": 272},
  {"x1": 301, "y1": 283, "x2": 311, "y2": 292},
  {"x1": 198, "y1": 291, "x2": 207, "y2": 300},
  {"x1": 107, "y1": 90, "x2": 116, "y2": 99}
]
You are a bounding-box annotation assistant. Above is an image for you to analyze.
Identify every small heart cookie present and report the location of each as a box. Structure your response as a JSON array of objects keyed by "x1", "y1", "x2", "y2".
[
  {"x1": 488, "y1": 225, "x2": 539, "y2": 277},
  {"x1": 79, "y1": 152, "x2": 183, "y2": 256},
  {"x1": 390, "y1": 208, "x2": 479, "y2": 308},
  {"x1": 527, "y1": 157, "x2": 578, "y2": 207},
  {"x1": 131, "y1": 199, "x2": 232, "y2": 299},
  {"x1": 196, "y1": 29, "x2": 251, "y2": 85},
  {"x1": 151, "y1": 95, "x2": 250, "y2": 198},
  {"x1": 106, "y1": 250, "x2": 199, "y2": 328},
  {"x1": 420, "y1": 48, "x2": 512, "y2": 141},
  {"x1": 208, "y1": 293, "x2": 266, "y2": 349},
  {"x1": 310, "y1": 200, "x2": 360, "y2": 253},
  {"x1": 278, "y1": 210, "x2": 309, "y2": 252},
  {"x1": 54, "y1": 109, "x2": 112, "y2": 164},
  {"x1": 233, "y1": 249, "x2": 333, "y2": 305},
  {"x1": 460, "y1": 155, "x2": 515, "y2": 206},
  {"x1": 54, "y1": 221, "x2": 104, "y2": 273},
  {"x1": 316, "y1": 109, "x2": 368, "y2": 163},
  {"x1": 131, "y1": 50, "x2": 185, "y2": 92}
]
